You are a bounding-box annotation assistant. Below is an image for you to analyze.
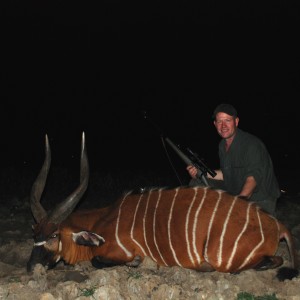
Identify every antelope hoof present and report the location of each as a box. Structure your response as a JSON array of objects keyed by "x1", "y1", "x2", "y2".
[
  {"x1": 254, "y1": 256, "x2": 283, "y2": 271},
  {"x1": 126, "y1": 255, "x2": 142, "y2": 267}
]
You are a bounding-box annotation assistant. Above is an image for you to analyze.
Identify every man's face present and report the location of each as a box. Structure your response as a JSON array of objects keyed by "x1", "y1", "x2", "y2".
[{"x1": 214, "y1": 112, "x2": 239, "y2": 140}]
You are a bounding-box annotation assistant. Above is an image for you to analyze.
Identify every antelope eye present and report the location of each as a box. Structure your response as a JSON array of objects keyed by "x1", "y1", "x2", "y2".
[{"x1": 50, "y1": 233, "x2": 59, "y2": 239}]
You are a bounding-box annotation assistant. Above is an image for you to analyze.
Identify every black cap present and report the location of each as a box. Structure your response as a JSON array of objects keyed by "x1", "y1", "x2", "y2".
[{"x1": 212, "y1": 103, "x2": 238, "y2": 119}]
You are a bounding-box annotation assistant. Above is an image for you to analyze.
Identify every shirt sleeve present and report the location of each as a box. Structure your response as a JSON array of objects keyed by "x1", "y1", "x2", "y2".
[{"x1": 243, "y1": 140, "x2": 266, "y2": 188}]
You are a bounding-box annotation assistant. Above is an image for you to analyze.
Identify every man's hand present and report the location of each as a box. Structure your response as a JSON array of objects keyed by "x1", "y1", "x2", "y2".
[
  {"x1": 239, "y1": 176, "x2": 257, "y2": 199},
  {"x1": 186, "y1": 165, "x2": 198, "y2": 179}
]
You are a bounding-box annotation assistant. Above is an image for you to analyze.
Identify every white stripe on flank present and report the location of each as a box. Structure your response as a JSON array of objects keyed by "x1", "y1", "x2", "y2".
[
  {"x1": 226, "y1": 202, "x2": 253, "y2": 270},
  {"x1": 131, "y1": 194, "x2": 147, "y2": 256},
  {"x1": 238, "y1": 206, "x2": 265, "y2": 270},
  {"x1": 143, "y1": 190, "x2": 157, "y2": 262},
  {"x1": 153, "y1": 189, "x2": 168, "y2": 266},
  {"x1": 204, "y1": 190, "x2": 223, "y2": 262},
  {"x1": 217, "y1": 197, "x2": 237, "y2": 267},
  {"x1": 115, "y1": 192, "x2": 132, "y2": 258},
  {"x1": 185, "y1": 188, "x2": 198, "y2": 266},
  {"x1": 192, "y1": 187, "x2": 207, "y2": 264},
  {"x1": 168, "y1": 188, "x2": 181, "y2": 266}
]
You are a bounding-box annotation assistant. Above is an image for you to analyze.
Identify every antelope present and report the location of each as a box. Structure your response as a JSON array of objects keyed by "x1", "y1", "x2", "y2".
[{"x1": 27, "y1": 132, "x2": 299, "y2": 281}]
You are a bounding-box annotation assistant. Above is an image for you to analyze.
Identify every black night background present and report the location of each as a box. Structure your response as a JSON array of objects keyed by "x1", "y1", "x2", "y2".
[
  {"x1": 2, "y1": 1, "x2": 300, "y2": 194},
  {"x1": 1, "y1": 2, "x2": 300, "y2": 298}
]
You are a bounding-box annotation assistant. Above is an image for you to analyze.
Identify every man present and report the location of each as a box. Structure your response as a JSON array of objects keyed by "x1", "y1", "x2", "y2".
[{"x1": 187, "y1": 103, "x2": 281, "y2": 216}]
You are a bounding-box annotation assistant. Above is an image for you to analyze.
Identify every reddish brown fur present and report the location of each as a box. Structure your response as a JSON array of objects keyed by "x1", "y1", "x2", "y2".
[{"x1": 50, "y1": 187, "x2": 296, "y2": 274}]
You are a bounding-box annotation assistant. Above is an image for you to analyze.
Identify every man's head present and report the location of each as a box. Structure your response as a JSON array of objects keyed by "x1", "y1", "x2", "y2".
[
  {"x1": 213, "y1": 103, "x2": 239, "y2": 140},
  {"x1": 212, "y1": 103, "x2": 238, "y2": 120}
]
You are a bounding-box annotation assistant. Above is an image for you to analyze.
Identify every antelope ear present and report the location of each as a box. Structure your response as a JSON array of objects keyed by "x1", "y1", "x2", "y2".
[{"x1": 72, "y1": 231, "x2": 105, "y2": 246}]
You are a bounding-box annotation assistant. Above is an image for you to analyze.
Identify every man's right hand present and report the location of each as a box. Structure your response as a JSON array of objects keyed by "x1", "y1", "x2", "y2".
[{"x1": 186, "y1": 165, "x2": 198, "y2": 179}]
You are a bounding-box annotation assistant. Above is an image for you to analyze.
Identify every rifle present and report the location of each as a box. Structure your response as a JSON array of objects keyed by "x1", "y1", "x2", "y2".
[
  {"x1": 142, "y1": 110, "x2": 216, "y2": 186},
  {"x1": 164, "y1": 137, "x2": 216, "y2": 186}
]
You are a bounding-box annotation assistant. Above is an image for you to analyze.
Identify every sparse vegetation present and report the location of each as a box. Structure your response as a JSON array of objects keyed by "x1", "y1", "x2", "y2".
[
  {"x1": 8, "y1": 276, "x2": 21, "y2": 283},
  {"x1": 126, "y1": 268, "x2": 143, "y2": 279},
  {"x1": 78, "y1": 286, "x2": 97, "y2": 298}
]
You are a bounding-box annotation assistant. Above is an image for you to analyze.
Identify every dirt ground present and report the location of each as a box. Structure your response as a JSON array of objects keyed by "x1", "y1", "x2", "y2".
[{"x1": 0, "y1": 190, "x2": 299, "y2": 300}]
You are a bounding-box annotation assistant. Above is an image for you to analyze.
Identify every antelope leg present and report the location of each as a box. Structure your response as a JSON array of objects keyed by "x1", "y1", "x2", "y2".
[
  {"x1": 197, "y1": 262, "x2": 215, "y2": 272},
  {"x1": 254, "y1": 256, "x2": 283, "y2": 271}
]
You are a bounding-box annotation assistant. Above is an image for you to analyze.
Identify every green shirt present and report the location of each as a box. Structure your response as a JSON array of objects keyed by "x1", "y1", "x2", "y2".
[{"x1": 218, "y1": 128, "x2": 280, "y2": 215}]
